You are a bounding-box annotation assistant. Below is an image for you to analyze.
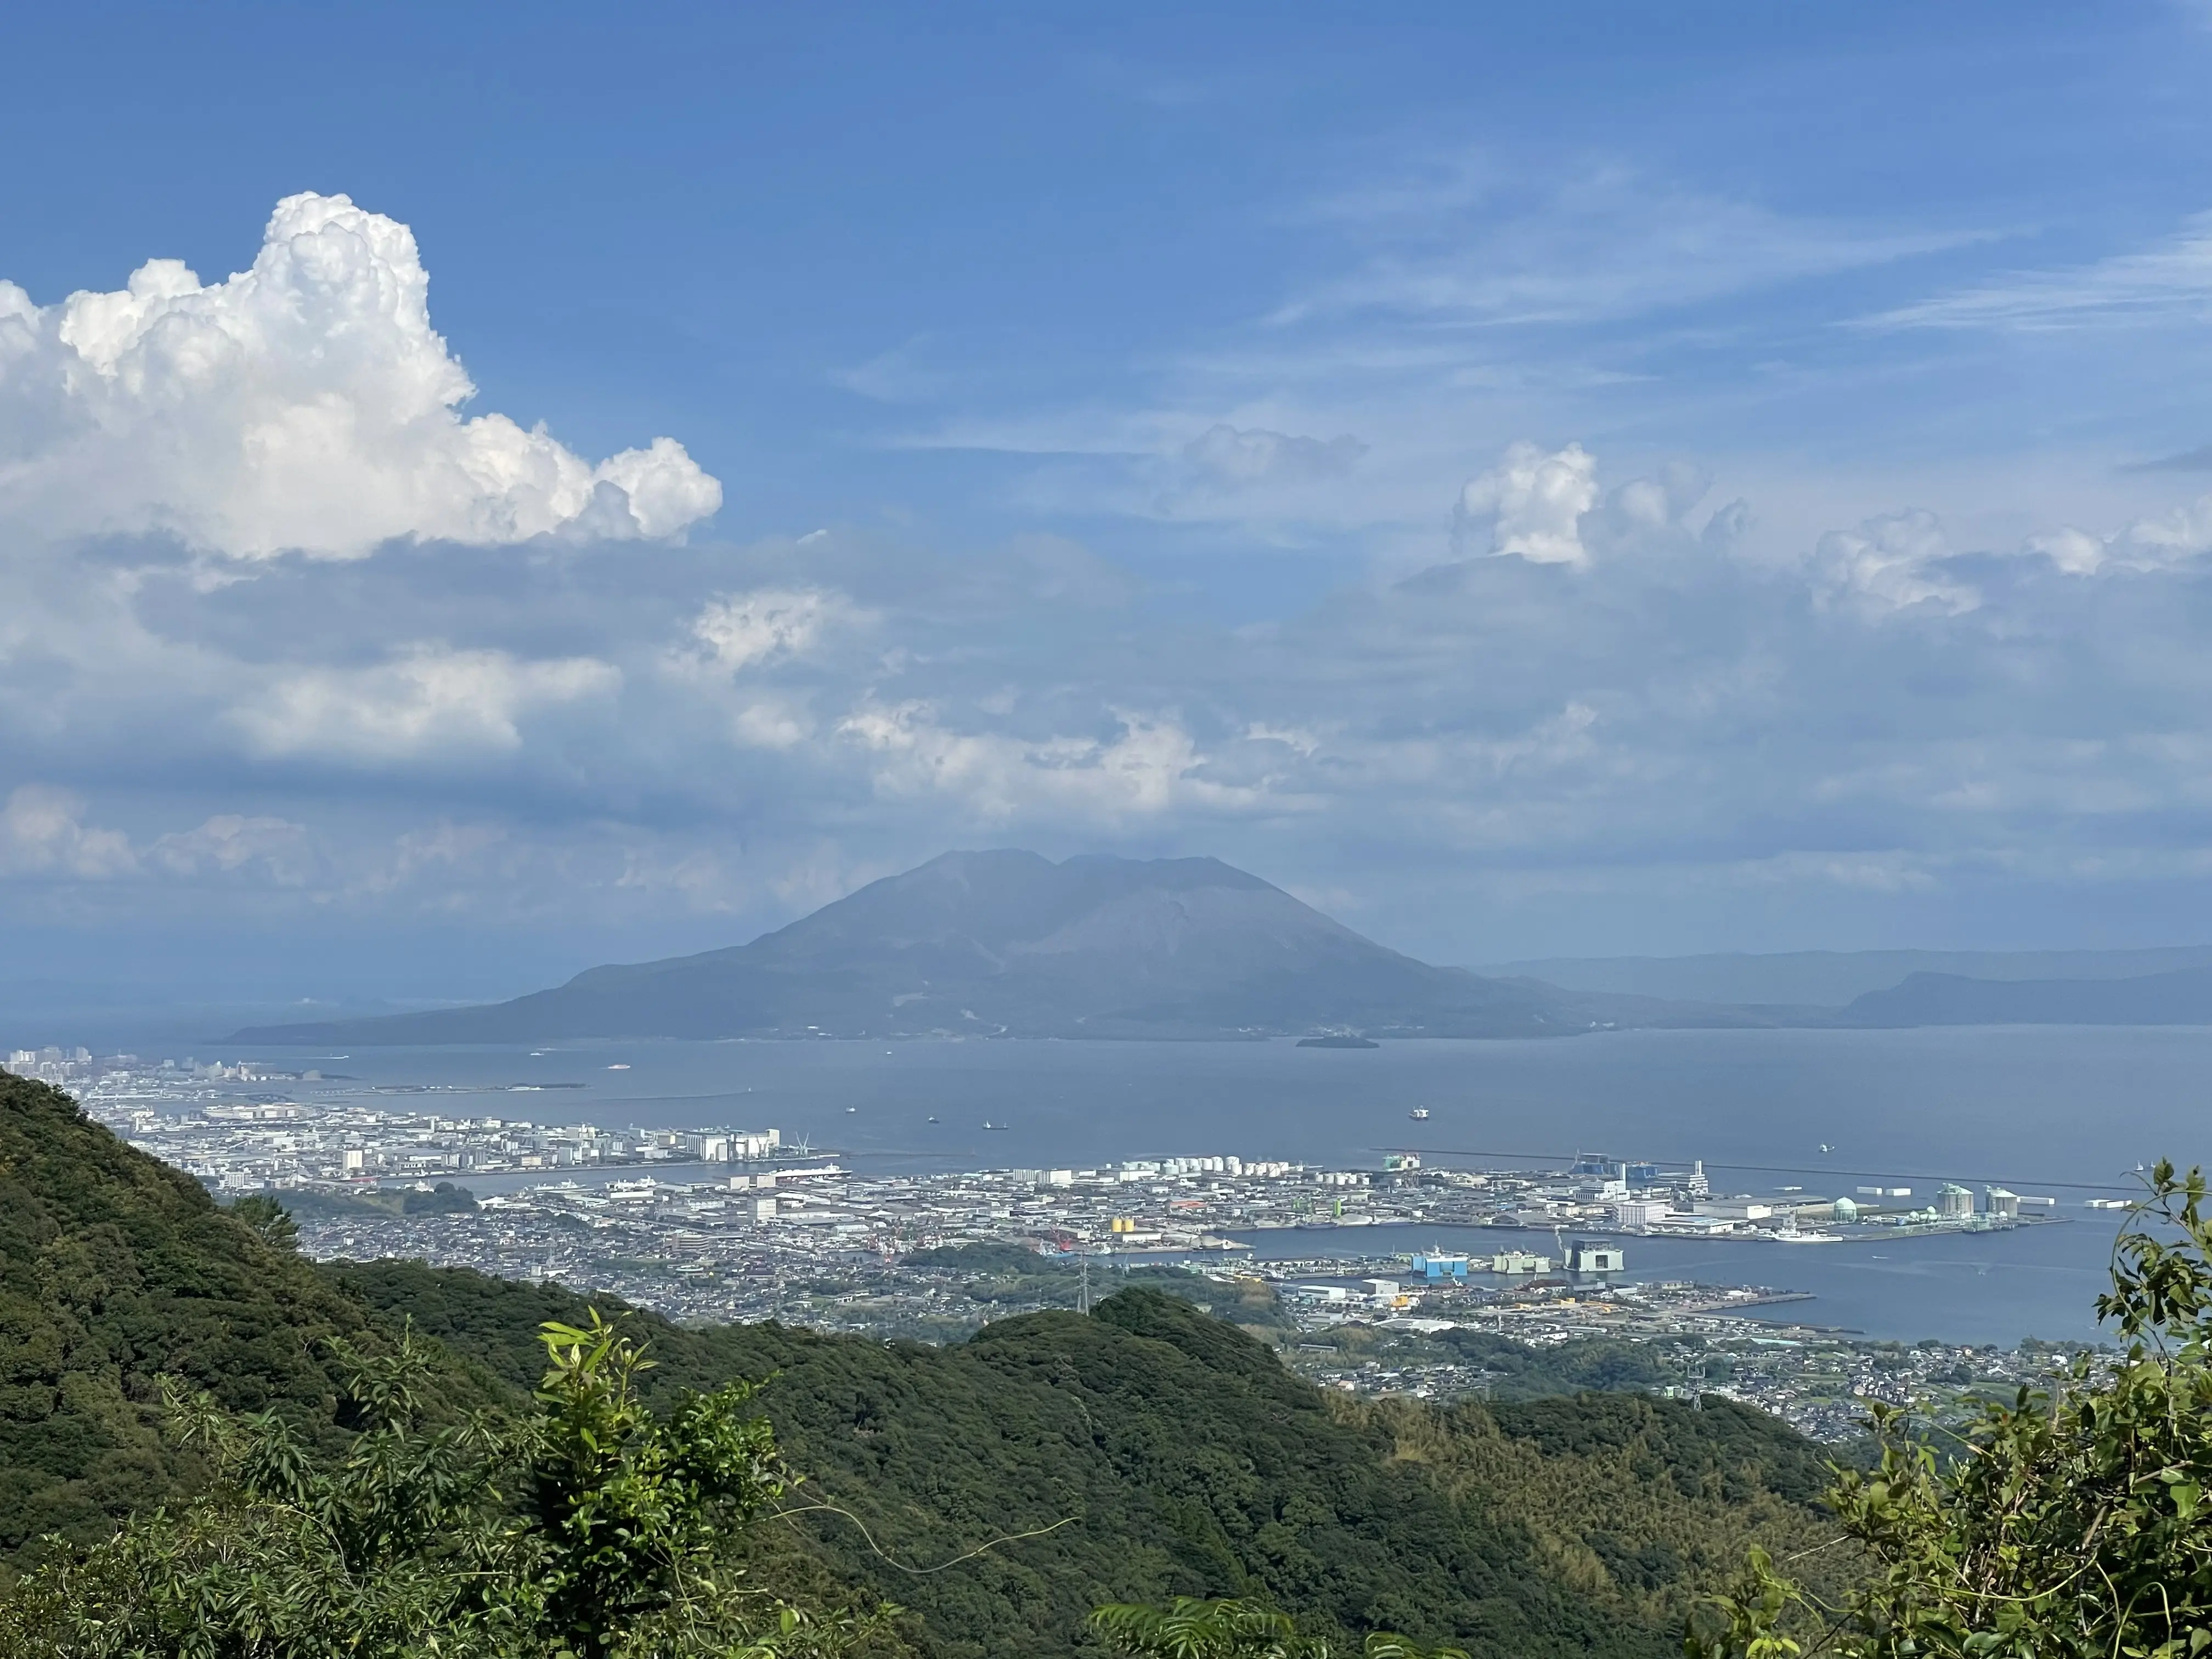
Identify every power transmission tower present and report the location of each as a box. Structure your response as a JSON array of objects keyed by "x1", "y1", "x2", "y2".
[{"x1": 1078, "y1": 1255, "x2": 1092, "y2": 1314}]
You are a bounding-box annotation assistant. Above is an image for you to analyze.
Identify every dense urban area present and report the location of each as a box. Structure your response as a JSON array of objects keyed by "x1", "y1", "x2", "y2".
[{"x1": 13, "y1": 1043, "x2": 2095, "y2": 1442}]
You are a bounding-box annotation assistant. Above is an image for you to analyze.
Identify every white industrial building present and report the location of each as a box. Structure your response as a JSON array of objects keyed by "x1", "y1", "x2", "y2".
[
  {"x1": 1489, "y1": 1250, "x2": 1549, "y2": 1273},
  {"x1": 682, "y1": 1128, "x2": 782, "y2": 1162},
  {"x1": 1693, "y1": 1199, "x2": 1774, "y2": 1221}
]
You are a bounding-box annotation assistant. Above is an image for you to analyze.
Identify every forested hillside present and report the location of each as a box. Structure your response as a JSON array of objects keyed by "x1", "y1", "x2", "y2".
[
  {"x1": 328, "y1": 1264, "x2": 1847, "y2": 1657},
  {"x1": 1, "y1": 1071, "x2": 1854, "y2": 1655},
  {"x1": 0, "y1": 1073, "x2": 501, "y2": 1567}
]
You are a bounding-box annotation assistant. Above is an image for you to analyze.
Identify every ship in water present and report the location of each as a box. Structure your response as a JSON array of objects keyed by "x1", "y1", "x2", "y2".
[{"x1": 1408, "y1": 1107, "x2": 1431, "y2": 1121}]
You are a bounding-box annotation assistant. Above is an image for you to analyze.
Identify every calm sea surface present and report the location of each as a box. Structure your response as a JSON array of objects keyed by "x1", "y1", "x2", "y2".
[{"x1": 235, "y1": 1026, "x2": 2212, "y2": 1345}]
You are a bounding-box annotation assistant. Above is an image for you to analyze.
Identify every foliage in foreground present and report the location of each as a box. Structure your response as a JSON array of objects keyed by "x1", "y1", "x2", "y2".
[
  {"x1": 336, "y1": 1263, "x2": 1843, "y2": 1658},
  {"x1": 1092, "y1": 1595, "x2": 1469, "y2": 1659},
  {"x1": 0, "y1": 1313, "x2": 889, "y2": 1659},
  {"x1": 1689, "y1": 1160, "x2": 2212, "y2": 1659}
]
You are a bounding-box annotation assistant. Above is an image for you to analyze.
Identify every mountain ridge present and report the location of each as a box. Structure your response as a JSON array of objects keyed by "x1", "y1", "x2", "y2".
[
  {"x1": 1481, "y1": 946, "x2": 2212, "y2": 1007},
  {"x1": 233, "y1": 849, "x2": 1735, "y2": 1045},
  {"x1": 1839, "y1": 963, "x2": 2212, "y2": 1026},
  {"x1": 227, "y1": 848, "x2": 2212, "y2": 1045}
]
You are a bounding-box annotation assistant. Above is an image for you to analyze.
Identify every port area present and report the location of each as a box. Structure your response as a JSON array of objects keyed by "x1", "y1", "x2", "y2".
[
  {"x1": 32, "y1": 1044, "x2": 2075, "y2": 1250},
  {"x1": 15, "y1": 1046, "x2": 2111, "y2": 1443}
]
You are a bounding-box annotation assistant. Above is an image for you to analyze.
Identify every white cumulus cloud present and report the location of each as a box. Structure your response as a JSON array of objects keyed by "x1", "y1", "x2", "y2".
[
  {"x1": 1809, "y1": 509, "x2": 1979, "y2": 615},
  {"x1": 2024, "y1": 492, "x2": 2212, "y2": 575},
  {"x1": 149, "y1": 814, "x2": 316, "y2": 884},
  {"x1": 0, "y1": 192, "x2": 721, "y2": 558},
  {"x1": 681, "y1": 588, "x2": 850, "y2": 674},
  {"x1": 1455, "y1": 441, "x2": 1598, "y2": 565},
  {"x1": 0, "y1": 785, "x2": 138, "y2": 878},
  {"x1": 232, "y1": 646, "x2": 622, "y2": 761},
  {"x1": 836, "y1": 702, "x2": 1269, "y2": 822}
]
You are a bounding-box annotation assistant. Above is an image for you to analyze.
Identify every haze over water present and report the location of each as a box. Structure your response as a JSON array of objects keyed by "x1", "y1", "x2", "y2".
[{"x1": 233, "y1": 1024, "x2": 2212, "y2": 1346}]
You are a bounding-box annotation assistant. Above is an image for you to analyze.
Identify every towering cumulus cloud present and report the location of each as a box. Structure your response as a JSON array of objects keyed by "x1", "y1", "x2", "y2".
[
  {"x1": 1455, "y1": 441, "x2": 1598, "y2": 565},
  {"x1": 0, "y1": 193, "x2": 720, "y2": 558}
]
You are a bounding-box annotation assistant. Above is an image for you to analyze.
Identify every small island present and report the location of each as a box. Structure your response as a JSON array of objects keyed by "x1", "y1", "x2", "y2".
[{"x1": 1296, "y1": 1034, "x2": 1379, "y2": 1049}]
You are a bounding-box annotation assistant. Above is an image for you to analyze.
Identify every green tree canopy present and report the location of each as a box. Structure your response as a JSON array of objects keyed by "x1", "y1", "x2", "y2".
[
  {"x1": 1092, "y1": 1595, "x2": 1471, "y2": 1659},
  {"x1": 0, "y1": 1312, "x2": 889, "y2": 1659},
  {"x1": 227, "y1": 1192, "x2": 299, "y2": 1250},
  {"x1": 1691, "y1": 1160, "x2": 2212, "y2": 1659}
]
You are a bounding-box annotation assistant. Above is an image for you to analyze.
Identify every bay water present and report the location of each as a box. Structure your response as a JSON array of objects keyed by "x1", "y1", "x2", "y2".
[{"x1": 235, "y1": 1025, "x2": 2212, "y2": 1345}]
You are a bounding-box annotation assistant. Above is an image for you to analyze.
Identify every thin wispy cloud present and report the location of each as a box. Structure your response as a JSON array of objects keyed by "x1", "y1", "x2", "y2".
[
  {"x1": 870, "y1": 150, "x2": 2017, "y2": 552},
  {"x1": 2126, "y1": 445, "x2": 2212, "y2": 473},
  {"x1": 1272, "y1": 162, "x2": 1985, "y2": 328},
  {"x1": 1870, "y1": 212, "x2": 2212, "y2": 331}
]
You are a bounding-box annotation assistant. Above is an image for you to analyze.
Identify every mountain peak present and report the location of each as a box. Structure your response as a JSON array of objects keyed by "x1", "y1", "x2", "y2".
[{"x1": 231, "y1": 848, "x2": 1632, "y2": 1043}]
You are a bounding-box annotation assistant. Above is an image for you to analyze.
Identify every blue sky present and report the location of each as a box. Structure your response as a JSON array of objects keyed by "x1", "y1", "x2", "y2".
[{"x1": 8, "y1": 1, "x2": 2212, "y2": 1000}]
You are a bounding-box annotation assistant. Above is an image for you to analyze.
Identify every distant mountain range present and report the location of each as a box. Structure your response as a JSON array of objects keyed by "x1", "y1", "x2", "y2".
[
  {"x1": 227, "y1": 850, "x2": 2212, "y2": 1045},
  {"x1": 234, "y1": 850, "x2": 1748, "y2": 1044},
  {"x1": 1838, "y1": 964, "x2": 2212, "y2": 1027},
  {"x1": 1479, "y1": 946, "x2": 2212, "y2": 1007}
]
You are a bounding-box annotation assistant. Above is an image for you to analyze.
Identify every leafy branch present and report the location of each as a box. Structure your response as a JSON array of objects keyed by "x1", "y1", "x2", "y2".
[
  {"x1": 1689, "y1": 1159, "x2": 2212, "y2": 1659},
  {"x1": 0, "y1": 1311, "x2": 894, "y2": 1659}
]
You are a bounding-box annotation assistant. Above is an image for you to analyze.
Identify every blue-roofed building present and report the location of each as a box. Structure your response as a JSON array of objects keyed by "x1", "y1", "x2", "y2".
[{"x1": 1409, "y1": 1251, "x2": 1469, "y2": 1281}]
